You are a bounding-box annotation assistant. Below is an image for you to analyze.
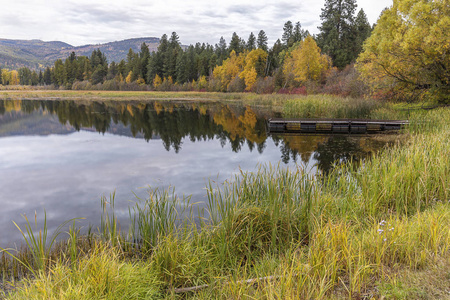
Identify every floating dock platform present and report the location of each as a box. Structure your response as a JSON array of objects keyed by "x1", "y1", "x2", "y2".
[{"x1": 267, "y1": 118, "x2": 408, "y2": 134}]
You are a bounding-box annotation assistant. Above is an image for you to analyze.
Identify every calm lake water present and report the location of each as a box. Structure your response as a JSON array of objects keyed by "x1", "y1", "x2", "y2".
[{"x1": 0, "y1": 99, "x2": 397, "y2": 246}]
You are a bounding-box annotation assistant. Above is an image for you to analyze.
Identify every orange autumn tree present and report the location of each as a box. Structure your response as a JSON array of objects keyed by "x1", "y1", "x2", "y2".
[{"x1": 283, "y1": 36, "x2": 332, "y2": 86}]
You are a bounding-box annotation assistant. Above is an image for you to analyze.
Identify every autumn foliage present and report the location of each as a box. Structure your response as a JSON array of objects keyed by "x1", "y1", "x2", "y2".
[
  {"x1": 357, "y1": 0, "x2": 449, "y2": 103},
  {"x1": 283, "y1": 36, "x2": 332, "y2": 85}
]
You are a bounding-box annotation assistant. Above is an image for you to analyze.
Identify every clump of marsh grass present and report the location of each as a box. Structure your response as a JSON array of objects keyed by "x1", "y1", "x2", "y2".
[
  {"x1": 206, "y1": 164, "x2": 316, "y2": 266},
  {"x1": 5, "y1": 243, "x2": 162, "y2": 300},
  {"x1": 128, "y1": 186, "x2": 191, "y2": 256},
  {"x1": 0, "y1": 211, "x2": 81, "y2": 275},
  {"x1": 282, "y1": 95, "x2": 385, "y2": 119}
]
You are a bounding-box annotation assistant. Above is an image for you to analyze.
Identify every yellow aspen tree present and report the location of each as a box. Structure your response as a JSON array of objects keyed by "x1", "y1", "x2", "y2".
[
  {"x1": 1, "y1": 69, "x2": 11, "y2": 85},
  {"x1": 10, "y1": 70, "x2": 20, "y2": 85},
  {"x1": 283, "y1": 36, "x2": 331, "y2": 84},
  {"x1": 212, "y1": 50, "x2": 245, "y2": 91},
  {"x1": 136, "y1": 77, "x2": 146, "y2": 85},
  {"x1": 198, "y1": 75, "x2": 208, "y2": 89},
  {"x1": 241, "y1": 67, "x2": 258, "y2": 91},
  {"x1": 125, "y1": 71, "x2": 133, "y2": 83},
  {"x1": 153, "y1": 74, "x2": 162, "y2": 88},
  {"x1": 239, "y1": 49, "x2": 268, "y2": 90}
]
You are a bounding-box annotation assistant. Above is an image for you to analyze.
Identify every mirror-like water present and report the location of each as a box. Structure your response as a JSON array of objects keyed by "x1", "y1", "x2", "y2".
[{"x1": 0, "y1": 99, "x2": 397, "y2": 246}]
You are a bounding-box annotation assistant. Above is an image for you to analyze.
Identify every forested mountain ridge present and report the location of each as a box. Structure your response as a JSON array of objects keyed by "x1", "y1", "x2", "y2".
[{"x1": 0, "y1": 37, "x2": 160, "y2": 69}]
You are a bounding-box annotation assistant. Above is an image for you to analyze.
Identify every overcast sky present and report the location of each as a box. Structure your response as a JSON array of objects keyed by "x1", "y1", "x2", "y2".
[{"x1": 0, "y1": 0, "x2": 392, "y2": 47}]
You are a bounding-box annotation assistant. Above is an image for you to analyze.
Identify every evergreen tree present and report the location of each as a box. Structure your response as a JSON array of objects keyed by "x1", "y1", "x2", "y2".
[
  {"x1": 175, "y1": 51, "x2": 188, "y2": 83},
  {"x1": 317, "y1": 0, "x2": 358, "y2": 69},
  {"x1": 64, "y1": 51, "x2": 77, "y2": 86},
  {"x1": 53, "y1": 59, "x2": 65, "y2": 86},
  {"x1": 282, "y1": 21, "x2": 294, "y2": 47},
  {"x1": 166, "y1": 32, "x2": 182, "y2": 80},
  {"x1": 229, "y1": 32, "x2": 243, "y2": 54},
  {"x1": 267, "y1": 39, "x2": 284, "y2": 76},
  {"x1": 107, "y1": 61, "x2": 118, "y2": 80},
  {"x1": 246, "y1": 32, "x2": 256, "y2": 50},
  {"x1": 74, "y1": 56, "x2": 87, "y2": 81},
  {"x1": 149, "y1": 34, "x2": 169, "y2": 81},
  {"x1": 82, "y1": 58, "x2": 91, "y2": 81},
  {"x1": 18, "y1": 67, "x2": 32, "y2": 85},
  {"x1": 354, "y1": 9, "x2": 372, "y2": 56},
  {"x1": 43, "y1": 67, "x2": 52, "y2": 85},
  {"x1": 140, "y1": 43, "x2": 151, "y2": 83},
  {"x1": 186, "y1": 46, "x2": 197, "y2": 81},
  {"x1": 215, "y1": 36, "x2": 228, "y2": 64},
  {"x1": 90, "y1": 49, "x2": 108, "y2": 84},
  {"x1": 126, "y1": 48, "x2": 138, "y2": 81},
  {"x1": 117, "y1": 60, "x2": 126, "y2": 78},
  {"x1": 38, "y1": 70, "x2": 43, "y2": 85},
  {"x1": 293, "y1": 22, "x2": 305, "y2": 43},
  {"x1": 257, "y1": 30, "x2": 268, "y2": 52},
  {"x1": 31, "y1": 71, "x2": 39, "y2": 86}
]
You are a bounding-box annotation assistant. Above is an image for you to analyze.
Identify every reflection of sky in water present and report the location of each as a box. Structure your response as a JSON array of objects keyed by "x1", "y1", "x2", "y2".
[{"x1": 0, "y1": 130, "x2": 309, "y2": 246}]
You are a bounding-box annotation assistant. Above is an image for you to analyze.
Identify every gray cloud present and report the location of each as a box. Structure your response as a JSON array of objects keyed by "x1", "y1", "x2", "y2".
[
  {"x1": 66, "y1": 4, "x2": 147, "y2": 25},
  {"x1": 0, "y1": 0, "x2": 392, "y2": 47}
]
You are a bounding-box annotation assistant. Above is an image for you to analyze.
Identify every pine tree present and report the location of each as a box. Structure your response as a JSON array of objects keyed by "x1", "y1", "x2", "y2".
[
  {"x1": 215, "y1": 36, "x2": 228, "y2": 64},
  {"x1": 31, "y1": 71, "x2": 39, "y2": 86},
  {"x1": 257, "y1": 30, "x2": 268, "y2": 52},
  {"x1": 43, "y1": 67, "x2": 52, "y2": 85},
  {"x1": 229, "y1": 32, "x2": 243, "y2": 54},
  {"x1": 317, "y1": 0, "x2": 358, "y2": 68},
  {"x1": 126, "y1": 48, "x2": 138, "y2": 81},
  {"x1": 282, "y1": 21, "x2": 294, "y2": 47},
  {"x1": 148, "y1": 34, "x2": 169, "y2": 81},
  {"x1": 88, "y1": 49, "x2": 108, "y2": 84},
  {"x1": 175, "y1": 51, "x2": 188, "y2": 83},
  {"x1": 354, "y1": 9, "x2": 372, "y2": 56},
  {"x1": 139, "y1": 43, "x2": 151, "y2": 83},
  {"x1": 166, "y1": 32, "x2": 182, "y2": 80},
  {"x1": 107, "y1": 61, "x2": 118, "y2": 80},
  {"x1": 53, "y1": 59, "x2": 65, "y2": 86},
  {"x1": 292, "y1": 22, "x2": 305, "y2": 44},
  {"x1": 117, "y1": 60, "x2": 126, "y2": 78},
  {"x1": 247, "y1": 32, "x2": 256, "y2": 50},
  {"x1": 38, "y1": 70, "x2": 43, "y2": 85}
]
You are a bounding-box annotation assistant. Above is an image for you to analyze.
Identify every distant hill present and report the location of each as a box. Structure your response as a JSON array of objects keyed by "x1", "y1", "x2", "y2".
[{"x1": 0, "y1": 37, "x2": 160, "y2": 70}]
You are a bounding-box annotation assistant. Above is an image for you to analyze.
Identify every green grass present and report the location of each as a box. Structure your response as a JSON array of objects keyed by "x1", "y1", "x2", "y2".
[{"x1": 2, "y1": 99, "x2": 449, "y2": 299}]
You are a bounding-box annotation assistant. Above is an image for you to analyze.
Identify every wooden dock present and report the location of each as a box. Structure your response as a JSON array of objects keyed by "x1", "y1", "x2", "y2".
[{"x1": 267, "y1": 118, "x2": 408, "y2": 134}]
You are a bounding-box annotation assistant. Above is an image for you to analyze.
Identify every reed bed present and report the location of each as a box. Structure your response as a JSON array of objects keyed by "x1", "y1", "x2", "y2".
[
  {"x1": 281, "y1": 95, "x2": 388, "y2": 119},
  {"x1": 2, "y1": 105, "x2": 449, "y2": 299}
]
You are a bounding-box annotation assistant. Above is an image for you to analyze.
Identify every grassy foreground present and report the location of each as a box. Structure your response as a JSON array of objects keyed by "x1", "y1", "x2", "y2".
[{"x1": 1, "y1": 97, "x2": 449, "y2": 299}]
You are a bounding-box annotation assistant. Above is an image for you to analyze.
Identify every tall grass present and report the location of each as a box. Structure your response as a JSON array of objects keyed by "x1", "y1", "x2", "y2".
[
  {"x1": 128, "y1": 187, "x2": 190, "y2": 256},
  {"x1": 282, "y1": 95, "x2": 387, "y2": 119},
  {"x1": 0, "y1": 212, "x2": 81, "y2": 275},
  {"x1": 6, "y1": 243, "x2": 162, "y2": 300},
  {"x1": 206, "y1": 164, "x2": 315, "y2": 266}
]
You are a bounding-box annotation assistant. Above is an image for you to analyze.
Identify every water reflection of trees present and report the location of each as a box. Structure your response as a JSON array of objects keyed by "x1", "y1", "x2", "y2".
[
  {"x1": 4, "y1": 100, "x2": 269, "y2": 153},
  {"x1": 0, "y1": 100, "x2": 395, "y2": 171}
]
